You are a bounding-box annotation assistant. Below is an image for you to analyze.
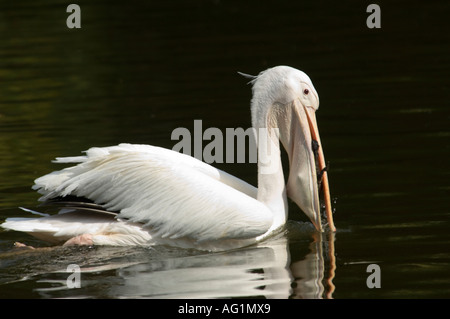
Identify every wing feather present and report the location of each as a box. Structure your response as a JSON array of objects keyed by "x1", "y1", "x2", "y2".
[{"x1": 33, "y1": 144, "x2": 272, "y2": 242}]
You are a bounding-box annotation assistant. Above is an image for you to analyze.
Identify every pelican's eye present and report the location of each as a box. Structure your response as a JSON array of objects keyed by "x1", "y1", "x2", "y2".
[{"x1": 303, "y1": 89, "x2": 309, "y2": 95}]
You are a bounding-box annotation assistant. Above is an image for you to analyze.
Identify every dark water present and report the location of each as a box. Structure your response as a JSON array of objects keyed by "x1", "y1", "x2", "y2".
[{"x1": 0, "y1": 0, "x2": 449, "y2": 299}]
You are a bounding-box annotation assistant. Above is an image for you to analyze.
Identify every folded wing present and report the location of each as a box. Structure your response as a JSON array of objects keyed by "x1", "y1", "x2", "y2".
[{"x1": 33, "y1": 144, "x2": 272, "y2": 242}]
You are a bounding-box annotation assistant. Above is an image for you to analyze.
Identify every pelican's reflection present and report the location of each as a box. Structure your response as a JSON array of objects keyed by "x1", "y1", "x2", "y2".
[
  {"x1": 106, "y1": 223, "x2": 336, "y2": 298},
  {"x1": 290, "y1": 231, "x2": 336, "y2": 299},
  {"x1": 25, "y1": 222, "x2": 336, "y2": 298}
]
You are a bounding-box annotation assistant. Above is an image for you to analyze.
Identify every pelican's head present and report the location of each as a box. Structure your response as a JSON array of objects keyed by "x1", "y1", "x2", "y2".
[{"x1": 249, "y1": 65, "x2": 335, "y2": 232}]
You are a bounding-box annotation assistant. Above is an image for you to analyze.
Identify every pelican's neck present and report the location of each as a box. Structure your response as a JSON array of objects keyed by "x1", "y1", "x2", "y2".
[
  {"x1": 254, "y1": 116, "x2": 288, "y2": 230},
  {"x1": 250, "y1": 69, "x2": 292, "y2": 230}
]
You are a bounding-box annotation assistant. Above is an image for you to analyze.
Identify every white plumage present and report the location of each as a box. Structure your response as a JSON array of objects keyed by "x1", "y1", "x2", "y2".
[
  {"x1": 2, "y1": 66, "x2": 335, "y2": 251},
  {"x1": 38, "y1": 144, "x2": 271, "y2": 240}
]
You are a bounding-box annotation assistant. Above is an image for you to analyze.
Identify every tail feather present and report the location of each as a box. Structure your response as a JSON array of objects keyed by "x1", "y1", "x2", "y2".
[
  {"x1": 2, "y1": 217, "x2": 58, "y2": 233},
  {"x1": 1, "y1": 207, "x2": 151, "y2": 246},
  {"x1": 2, "y1": 217, "x2": 64, "y2": 244},
  {"x1": 2, "y1": 208, "x2": 117, "y2": 244}
]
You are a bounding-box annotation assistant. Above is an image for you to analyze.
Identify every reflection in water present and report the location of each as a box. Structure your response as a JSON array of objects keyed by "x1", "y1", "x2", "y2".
[
  {"x1": 110, "y1": 236, "x2": 293, "y2": 299},
  {"x1": 290, "y1": 232, "x2": 336, "y2": 299},
  {"x1": 0, "y1": 223, "x2": 336, "y2": 298}
]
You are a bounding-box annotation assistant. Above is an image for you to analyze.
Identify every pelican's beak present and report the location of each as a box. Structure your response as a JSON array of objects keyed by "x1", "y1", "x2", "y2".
[{"x1": 282, "y1": 99, "x2": 336, "y2": 232}]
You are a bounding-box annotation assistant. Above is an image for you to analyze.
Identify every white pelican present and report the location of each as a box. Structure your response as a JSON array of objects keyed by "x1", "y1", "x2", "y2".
[{"x1": 2, "y1": 66, "x2": 335, "y2": 251}]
